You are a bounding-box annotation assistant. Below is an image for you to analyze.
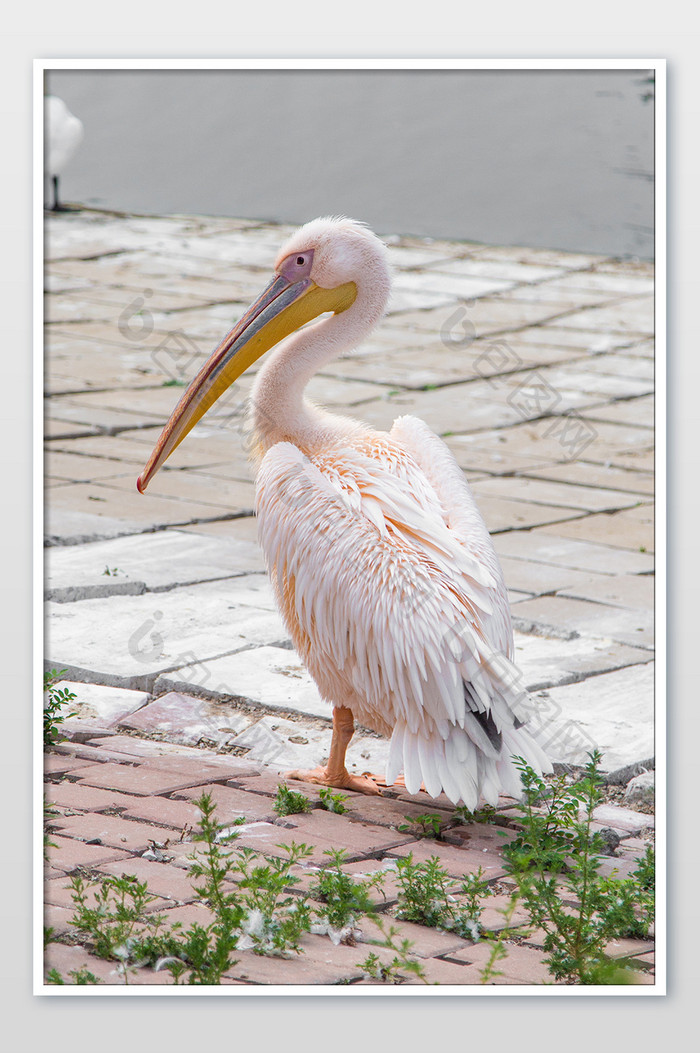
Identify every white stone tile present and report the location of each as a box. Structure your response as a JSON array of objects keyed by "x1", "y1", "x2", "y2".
[
  {"x1": 156, "y1": 646, "x2": 330, "y2": 721},
  {"x1": 46, "y1": 528, "x2": 265, "y2": 599},
  {"x1": 50, "y1": 680, "x2": 149, "y2": 730},
  {"x1": 45, "y1": 578, "x2": 290, "y2": 689},
  {"x1": 538, "y1": 663, "x2": 654, "y2": 771}
]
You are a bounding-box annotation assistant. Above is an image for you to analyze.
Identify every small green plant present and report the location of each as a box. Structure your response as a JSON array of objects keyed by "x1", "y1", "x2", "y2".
[
  {"x1": 479, "y1": 893, "x2": 522, "y2": 984},
  {"x1": 55, "y1": 793, "x2": 431, "y2": 985},
  {"x1": 44, "y1": 799, "x2": 59, "y2": 859},
  {"x1": 398, "y1": 813, "x2": 446, "y2": 839},
  {"x1": 102, "y1": 565, "x2": 121, "y2": 576},
  {"x1": 69, "y1": 871, "x2": 171, "y2": 984},
  {"x1": 310, "y1": 849, "x2": 385, "y2": 930},
  {"x1": 233, "y1": 842, "x2": 313, "y2": 956},
  {"x1": 502, "y1": 751, "x2": 655, "y2": 984},
  {"x1": 452, "y1": 804, "x2": 500, "y2": 825},
  {"x1": 171, "y1": 790, "x2": 246, "y2": 982},
  {"x1": 359, "y1": 918, "x2": 429, "y2": 984},
  {"x1": 586, "y1": 844, "x2": 655, "y2": 941},
  {"x1": 273, "y1": 782, "x2": 312, "y2": 817},
  {"x1": 66, "y1": 793, "x2": 247, "y2": 984},
  {"x1": 395, "y1": 854, "x2": 491, "y2": 939},
  {"x1": 44, "y1": 669, "x2": 77, "y2": 749},
  {"x1": 46, "y1": 967, "x2": 102, "y2": 985},
  {"x1": 163, "y1": 378, "x2": 186, "y2": 387},
  {"x1": 318, "y1": 787, "x2": 348, "y2": 814}
]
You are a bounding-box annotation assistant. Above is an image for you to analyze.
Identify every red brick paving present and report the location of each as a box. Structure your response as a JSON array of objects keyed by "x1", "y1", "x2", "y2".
[
  {"x1": 173, "y1": 782, "x2": 277, "y2": 822},
  {"x1": 119, "y1": 794, "x2": 204, "y2": 829},
  {"x1": 225, "y1": 770, "x2": 296, "y2": 795},
  {"x1": 385, "y1": 836, "x2": 507, "y2": 881},
  {"x1": 445, "y1": 939, "x2": 554, "y2": 983},
  {"x1": 72, "y1": 761, "x2": 225, "y2": 796},
  {"x1": 45, "y1": 780, "x2": 141, "y2": 813},
  {"x1": 42, "y1": 738, "x2": 656, "y2": 988},
  {"x1": 46, "y1": 834, "x2": 133, "y2": 874},
  {"x1": 96, "y1": 855, "x2": 207, "y2": 904},
  {"x1": 44, "y1": 753, "x2": 96, "y2": 776},
  {"x1": 51, "y1": 811, "x2": 179, "y2": 853},
  {"x1": 285, "y1": 809, "x2": 415, "y2": 858}
]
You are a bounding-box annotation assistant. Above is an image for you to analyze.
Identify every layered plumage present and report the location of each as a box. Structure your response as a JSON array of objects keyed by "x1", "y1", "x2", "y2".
[{"x1": 255, "y1": 415, "x2": 550, "y2": 808}]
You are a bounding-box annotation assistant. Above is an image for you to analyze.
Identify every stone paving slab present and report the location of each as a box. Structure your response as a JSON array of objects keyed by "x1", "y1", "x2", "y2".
[
  {"x1": 539, "y1": 505, "x2": 654, "y2": 553},
  {"x1": 470, "y1": 475, "x2": 648, "y2": 514},
  {"x1": 492, "y1": 529, "x2": 654, "y2": 576},
  {"x1": 511, "y1": 594, "x2": 654, "y2": 651},
  {"x1": 46, "y1": 527, "x2": 265, "y2": 601},
  {"x1": 154, "y1": 646, "x2": 332, "y2": 721},
  {"x1": 118, "y1": 690, "x2": 255, "y2": 747},
  {"x1": 48, "y1": 681, "x2": 149, "y2": 731},
  {"x1": 539, "y1": 663, "x2": 655, "y2": 770},
  {"x1": 46, "y1": 577, "x2": 289, "y2": 690},
  {"x1": 526, "y1": 459, "x2": 652, "y2": 494}
]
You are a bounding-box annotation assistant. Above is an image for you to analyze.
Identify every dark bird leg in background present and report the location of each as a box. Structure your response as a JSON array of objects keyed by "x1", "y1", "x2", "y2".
[{"x1": 51, "y1": 175, "x2": 68, "y2": 212}]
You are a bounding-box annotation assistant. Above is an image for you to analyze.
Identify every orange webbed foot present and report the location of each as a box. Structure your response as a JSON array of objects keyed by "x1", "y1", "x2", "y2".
[{"x1": 285, "y1": 766, "x2": 383, "y2": 796}]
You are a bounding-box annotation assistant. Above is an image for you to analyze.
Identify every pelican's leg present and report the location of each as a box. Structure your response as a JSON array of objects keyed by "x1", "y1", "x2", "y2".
[{"x1": 286, "y1": 705, "x2": 382, "y2": 795}]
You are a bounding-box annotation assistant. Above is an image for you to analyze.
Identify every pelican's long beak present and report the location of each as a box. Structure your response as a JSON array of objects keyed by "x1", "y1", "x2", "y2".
[{"x1": 137, "y1": 274, "x2": 356, "y2": 492}]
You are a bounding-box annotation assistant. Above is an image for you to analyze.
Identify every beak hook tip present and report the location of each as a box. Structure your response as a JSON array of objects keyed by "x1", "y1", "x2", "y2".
[{"x1": 136, "y1": 475, "x2": 146, "y2": 494}]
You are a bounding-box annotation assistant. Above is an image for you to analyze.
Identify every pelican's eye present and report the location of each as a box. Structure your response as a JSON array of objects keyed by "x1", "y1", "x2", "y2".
[{"x1": 278, "y1": 249, "x2": 314, "y2": 281}]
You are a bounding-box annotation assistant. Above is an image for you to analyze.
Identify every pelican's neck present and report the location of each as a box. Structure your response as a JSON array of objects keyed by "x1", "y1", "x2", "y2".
[{"x1": 250, "y1": 279, "x2": 389, "y2": 457}]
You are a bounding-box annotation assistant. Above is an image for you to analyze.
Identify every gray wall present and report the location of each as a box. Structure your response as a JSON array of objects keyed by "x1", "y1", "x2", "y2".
[{"x1": 46, "y1": 68, "x2": 654, "y2": 258}]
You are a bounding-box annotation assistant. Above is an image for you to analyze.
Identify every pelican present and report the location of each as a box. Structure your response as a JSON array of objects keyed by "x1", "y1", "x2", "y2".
[
  {"x1": 44, "y1": 96, "x2": 83, "y2": 212},
  {"x1": 137, "y1": 217, "x2": 551, "y2": 808}
]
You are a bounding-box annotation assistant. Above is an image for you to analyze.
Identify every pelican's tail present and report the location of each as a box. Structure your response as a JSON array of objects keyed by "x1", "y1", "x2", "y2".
[{"x1": 385, "y1": 718, "x2": 552, "y2": 810}]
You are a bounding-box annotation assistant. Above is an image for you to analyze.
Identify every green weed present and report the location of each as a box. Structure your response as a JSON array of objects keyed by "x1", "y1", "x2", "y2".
[
  {"x1": 318, "y1": 787, "x2": 348, "y2": 814},
  {"x1": 273, "y1": 782, "x2": 312, "y2": 817},
  {"x1": 394, "y1": 854, "x2": 491, "y2": 939},
  {"x1": 502, "y1": 751, "x2": 654, "y2": 984},
  {"x1": 310, "y1": 849, "x2": 385, "y2": 930},
  {"x1": 43, "y1": 669, "x2": 77, "y2": 749},
  {"x1": 359, "y1": 918, "x2": 429, "y2": 984},
  {"x1": 398, "y1": 813, "x2": 446, "y2": 839},
  {"x1": 46, "y1": 967, "x2": 101, "y2": 985},
  {"x1": 233, "y1": 842, "x2": 313, "y2": 956},
  {"x1": 68, "y1": 871, "x2": 171, "y2": 984}
]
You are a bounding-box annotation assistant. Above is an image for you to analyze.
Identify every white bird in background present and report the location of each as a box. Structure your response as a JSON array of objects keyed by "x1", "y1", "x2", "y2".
[
  {"x1": 137, "y1": 217, "x2": 552, "y2": 808},
  {"x1": 44, "y1": 96, "x2": 83, "y2": 212}
]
